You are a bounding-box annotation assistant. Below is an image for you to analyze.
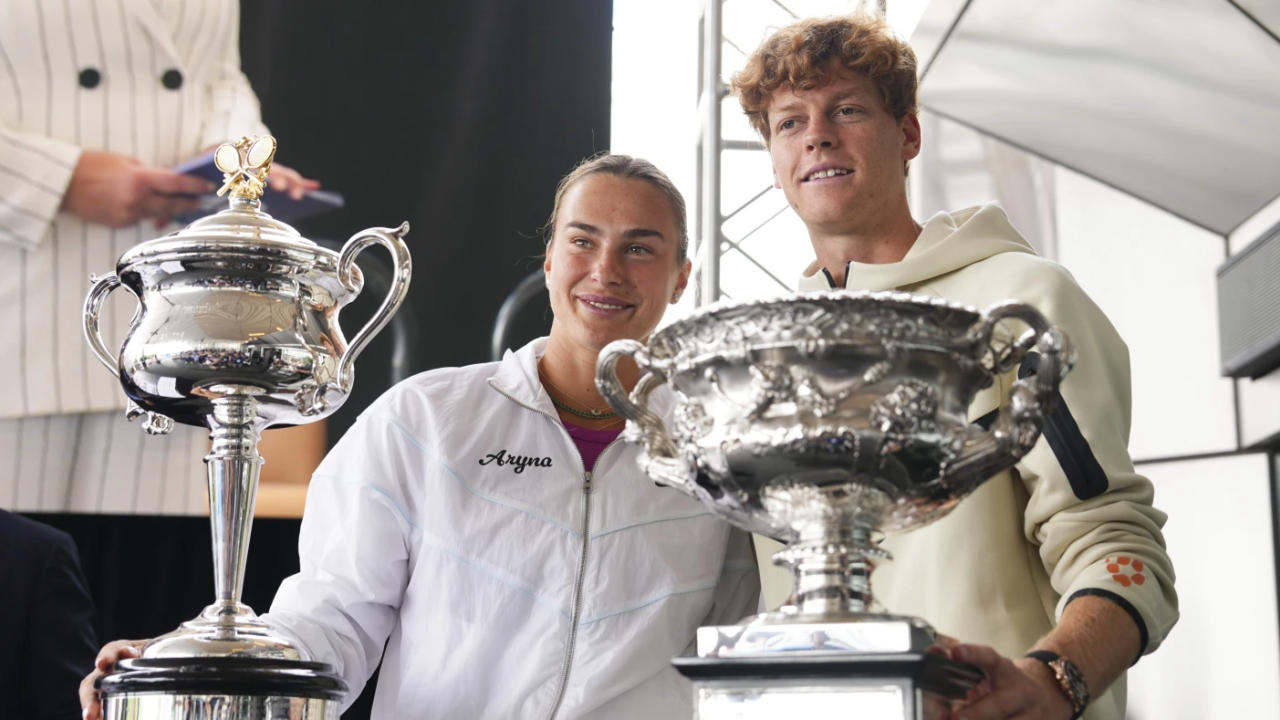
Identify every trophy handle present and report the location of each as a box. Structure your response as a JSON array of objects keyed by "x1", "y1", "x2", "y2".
[
  {"x1": 595, "y1": 339, "x2": 697, "y2": 494},
  {"x1": 335, "y1": 222, "x2": 412, "y2": 392},
  {"x1": 83, "y1": 273, "x2": 173, "y2": 435},
  {"x1": 83, "y1": 272, "x2": 124, "y2": 376},
  {"x1": 950, "y1": 302, "x2": 1074, "y2": 479}
]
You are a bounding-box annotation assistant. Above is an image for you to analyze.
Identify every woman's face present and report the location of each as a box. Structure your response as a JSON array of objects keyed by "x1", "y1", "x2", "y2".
[{"x1": 544, "y1": 173, "x2": 691, "y2": 355}]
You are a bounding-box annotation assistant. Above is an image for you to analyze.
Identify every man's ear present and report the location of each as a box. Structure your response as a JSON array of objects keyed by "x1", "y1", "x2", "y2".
[
  {"x1": 772, "y1": 165, "x2": 781, "y2": 190},
  {"x1": 901, "y1": 112, "x2": 922, "y2": 162}
]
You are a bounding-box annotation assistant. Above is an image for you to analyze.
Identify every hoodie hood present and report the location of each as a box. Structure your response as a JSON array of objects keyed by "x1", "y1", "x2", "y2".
[{"x1": 798, "y1": 204, "x2": 1036, "y2": 292}]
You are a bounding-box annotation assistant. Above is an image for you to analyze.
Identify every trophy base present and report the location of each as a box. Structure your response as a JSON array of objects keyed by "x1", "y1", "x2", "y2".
[
  {"x1": 142, "y1": 602, "x2": 305, "y2": 659},
  {"x1": 99, "y1": 657, "x2": 347, "y2": 720},
  {"x1": 678, "y1": 618, "x2": 982, "y2": 720},
  {"x1": 674, "y1": 652, "x2": 982, "y2": 720}
]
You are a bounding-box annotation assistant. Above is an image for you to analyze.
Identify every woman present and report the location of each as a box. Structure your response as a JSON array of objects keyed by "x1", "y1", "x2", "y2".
[{"x1": 82, "y1": 155, "x2": 759, "y2": 719}]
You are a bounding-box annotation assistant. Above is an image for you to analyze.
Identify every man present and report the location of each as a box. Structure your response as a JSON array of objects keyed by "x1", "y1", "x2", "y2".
[{"x1": 731, "y1": 15, "x2": 1177, "y2": 720}]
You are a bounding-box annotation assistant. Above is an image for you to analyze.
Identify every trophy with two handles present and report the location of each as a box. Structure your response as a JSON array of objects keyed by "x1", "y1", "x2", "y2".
[
  {"x1": 83, "y1": 136, "x2": 411, "y2": 719},
  {"x1": 597, "y1": 291, "x2": 1073, "y2": 719}
]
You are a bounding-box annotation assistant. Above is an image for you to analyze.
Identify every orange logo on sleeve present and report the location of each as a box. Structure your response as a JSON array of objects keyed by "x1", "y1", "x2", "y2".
[{"x1": 1106, "y1": 555, "x2": 1145, "y2": 587}]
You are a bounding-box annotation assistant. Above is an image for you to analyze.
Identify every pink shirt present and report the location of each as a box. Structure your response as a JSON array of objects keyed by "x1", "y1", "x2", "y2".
[{"x1": 561, "y1": 420, "x2": 623, "y2": 472}]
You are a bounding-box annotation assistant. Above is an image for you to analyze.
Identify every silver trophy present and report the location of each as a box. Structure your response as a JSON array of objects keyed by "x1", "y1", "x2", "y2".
[
  {"x1": 82, "y1": 136, "x2": 412, "y2": 719},
  {"x1": 596, "y1": 291, "x2": 1071, "y2": 719}
]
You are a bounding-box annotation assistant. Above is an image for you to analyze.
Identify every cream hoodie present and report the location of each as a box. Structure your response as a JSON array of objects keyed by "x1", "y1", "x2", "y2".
[{"x1": 756, "y1": 204, "x2": 1177, "y2": 720}]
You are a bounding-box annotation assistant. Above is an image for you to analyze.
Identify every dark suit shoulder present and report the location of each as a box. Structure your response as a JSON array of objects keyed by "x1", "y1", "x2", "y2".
[
  {"x1": 0, "y1": 509, "x2": 75, "y2": 553},
  {"x1": 0, "y1": 511, "x2": 99, "y2": 720},
  {"x1": 0, "y1": 511, "x2": 77, "y2": 589}
]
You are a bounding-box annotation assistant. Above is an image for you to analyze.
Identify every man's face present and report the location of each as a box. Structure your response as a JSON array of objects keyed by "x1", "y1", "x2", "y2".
[{"x1": 765, "y1": 61, "x2": 921, "y2": 236}]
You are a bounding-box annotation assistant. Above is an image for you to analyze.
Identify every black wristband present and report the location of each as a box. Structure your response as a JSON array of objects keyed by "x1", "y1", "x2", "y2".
[{"x1": 1025, "y1": 649, "x2": 1061, "y2": 664}]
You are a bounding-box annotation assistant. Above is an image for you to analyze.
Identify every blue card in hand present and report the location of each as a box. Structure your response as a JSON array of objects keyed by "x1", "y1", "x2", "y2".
[{"x1": 172, "y1": 151, "x2": 344, "y2": 224}]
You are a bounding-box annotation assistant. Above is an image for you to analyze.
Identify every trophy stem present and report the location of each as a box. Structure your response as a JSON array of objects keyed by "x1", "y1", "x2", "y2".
[
  {"x1": 773, "y1": 526, "x2": 888, "y2": 617},
  {"x1": 205, "y1": 390, "x2": 265, "y2": 617}
]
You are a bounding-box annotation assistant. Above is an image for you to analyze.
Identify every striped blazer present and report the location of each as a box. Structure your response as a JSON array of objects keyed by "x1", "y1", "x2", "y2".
[{"x1": 0, "y1": 0, "x2": 268, "y2": 419}]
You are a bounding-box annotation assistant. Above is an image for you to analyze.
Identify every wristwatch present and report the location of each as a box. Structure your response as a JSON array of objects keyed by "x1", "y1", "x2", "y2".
[{"x1": 1025, "y1": 650, "x2": 1090, "y2": 719}]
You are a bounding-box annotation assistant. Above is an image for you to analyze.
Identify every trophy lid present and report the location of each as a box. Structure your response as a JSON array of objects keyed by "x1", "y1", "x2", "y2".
[{"x1": 117, "y1": 136, "x2": 326, "y2": 267}]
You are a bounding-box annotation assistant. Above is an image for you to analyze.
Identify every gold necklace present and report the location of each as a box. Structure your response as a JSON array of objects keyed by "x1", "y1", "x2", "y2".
[{"x1": 537, "y1": 358, "x2": 619, "y2": 420}]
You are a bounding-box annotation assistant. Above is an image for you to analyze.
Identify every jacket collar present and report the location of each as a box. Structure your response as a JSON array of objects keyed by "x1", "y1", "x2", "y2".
[
  {"x1": 487, "y1": 337, "x2": 555, "y2": 416},
  {"x1": 795, "y1": 204, "x2": 1030, "y2": 291},
  {"x1": 122, "y1": 0, "x2": 183, "y2": 66},
  {"x1": 486, "y1": 337, "x2": 674, "y2": 421},
  {"x1": 798, "y1": 261, "x2": 848, "y2": 291}
]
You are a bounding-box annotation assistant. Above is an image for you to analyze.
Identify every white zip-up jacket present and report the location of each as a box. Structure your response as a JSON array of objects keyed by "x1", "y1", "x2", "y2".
[{"x1": 265, "y1": 337, "x2": 761, "y2": 719}]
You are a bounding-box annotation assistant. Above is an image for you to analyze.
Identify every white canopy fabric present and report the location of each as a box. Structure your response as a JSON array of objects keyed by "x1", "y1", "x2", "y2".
[{"x1": 914, "y1": 0, "x2": 1280, "y2": 237}]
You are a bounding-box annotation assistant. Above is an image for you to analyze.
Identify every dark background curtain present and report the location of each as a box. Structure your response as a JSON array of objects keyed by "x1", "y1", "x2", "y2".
[
  {"x1": 30, "y1": 2, "x2": 612, "y2": 717},
  {"x1": 241, "y1": 0, "x2": 613, "y2": 442}
]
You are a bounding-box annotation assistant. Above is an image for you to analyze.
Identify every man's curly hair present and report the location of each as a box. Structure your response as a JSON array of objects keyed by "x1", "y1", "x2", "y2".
[{"x1": 731, "y1": 14, "x2": 918, "y2": 142}]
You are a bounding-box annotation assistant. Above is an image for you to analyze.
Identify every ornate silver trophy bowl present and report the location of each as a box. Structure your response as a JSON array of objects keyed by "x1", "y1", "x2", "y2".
[
  {"x1": 82, "y1": 137, "x2": 412, "y2": 719},
  {"x1": 596, "y1": 291, "x2": 1072, "y2": 717}
]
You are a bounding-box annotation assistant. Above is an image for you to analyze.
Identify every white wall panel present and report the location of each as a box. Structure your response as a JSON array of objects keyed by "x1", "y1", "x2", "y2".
[
  {"x1": 1055, "y1": 168, "x2": 1234, "y2": 460},
  {"x1": 1127, "y1": 454, "x2": 1279, "y2": 719}
]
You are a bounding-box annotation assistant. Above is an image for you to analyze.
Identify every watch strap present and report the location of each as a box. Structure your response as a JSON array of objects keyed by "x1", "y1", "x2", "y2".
[{"x1": 1025, "y1": 650, "x2": 1089, "y2": 720}]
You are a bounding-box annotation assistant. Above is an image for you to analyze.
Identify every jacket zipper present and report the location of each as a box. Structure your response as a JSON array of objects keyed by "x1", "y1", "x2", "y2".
[
  {"x1": 487, "y1": 380, "x2": 627, "y2": 719},
  {"x1": 546, "y1": 469, "x2": 593, "y2": 720}
]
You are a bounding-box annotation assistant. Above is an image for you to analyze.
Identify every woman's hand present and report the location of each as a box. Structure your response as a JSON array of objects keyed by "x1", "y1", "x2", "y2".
[
  {"x1": 61, "y1": 151, "x2": 212, "y2": 228},
  {"x1": 79, "y1": 639, "x2": 148, "y2": 720},
  {"x1": 267, "y1": 162, "x2": 321, "y2": 200}
]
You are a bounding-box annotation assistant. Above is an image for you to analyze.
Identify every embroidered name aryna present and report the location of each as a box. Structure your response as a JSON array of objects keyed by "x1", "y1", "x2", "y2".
[{"x1": 478, "y1": 449, "x2": 552, "y2": 474}]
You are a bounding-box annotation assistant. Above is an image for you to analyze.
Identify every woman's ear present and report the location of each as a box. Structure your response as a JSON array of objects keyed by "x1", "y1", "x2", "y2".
[{"x1": 671, "y1": 259, "x2": 692, "y2": 304}]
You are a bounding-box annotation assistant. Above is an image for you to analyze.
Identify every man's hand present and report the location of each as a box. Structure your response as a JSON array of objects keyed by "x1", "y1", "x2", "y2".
[
  {"x1": 79, "y1": 638, "x2": 148, "y2": 720},
  {"x1": 62, "y1": 151, "x2": 214, "y2": 228},
  {"x1": 944, "y1": 643, "x2": 1073, "y2": 720},
  {"x1": 267, "y1": 162, "x2": 320, "y2": 200}
]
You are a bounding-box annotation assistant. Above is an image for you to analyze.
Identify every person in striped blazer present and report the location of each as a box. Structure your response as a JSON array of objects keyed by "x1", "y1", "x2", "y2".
[{"x1": 0, "y1": 0, "x2": 316, "y2": 515}]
